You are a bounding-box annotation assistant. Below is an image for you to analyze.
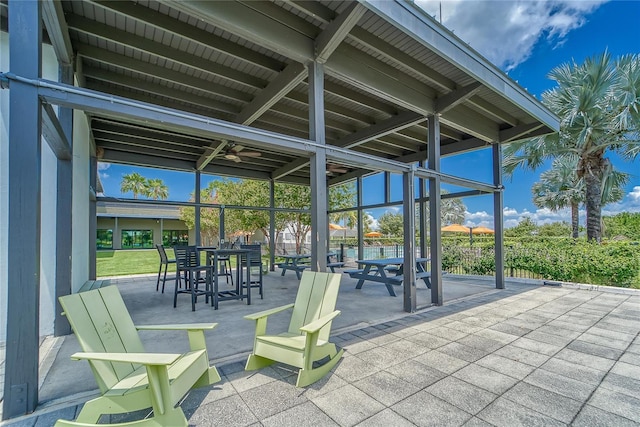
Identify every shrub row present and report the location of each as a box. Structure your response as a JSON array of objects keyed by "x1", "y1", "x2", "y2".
[{"x1": 441, "y1": 240, "x2": 640, "y2": 287}]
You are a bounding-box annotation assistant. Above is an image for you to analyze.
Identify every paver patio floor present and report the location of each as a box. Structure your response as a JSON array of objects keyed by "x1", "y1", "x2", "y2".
[{"x1": 2, "y1": 273, "x2": 639, "y2": 426}]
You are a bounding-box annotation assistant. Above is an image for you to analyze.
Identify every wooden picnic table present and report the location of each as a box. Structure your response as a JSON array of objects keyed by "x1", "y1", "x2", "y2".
[{"x1": 346, "y1": 257, "x2": 431, "y2": 297}]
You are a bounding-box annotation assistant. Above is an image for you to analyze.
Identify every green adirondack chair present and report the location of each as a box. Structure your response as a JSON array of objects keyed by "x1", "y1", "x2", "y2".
[
  {"x1": 55, "y1": 286, "x2": 221, "y2": 427},
  {"x1": 244, "y1": 271, "x2": 343, "y2": 387}
]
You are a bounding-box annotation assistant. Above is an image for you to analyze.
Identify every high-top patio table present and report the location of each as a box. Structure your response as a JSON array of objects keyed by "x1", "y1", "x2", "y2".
[
  {"x1": 199, "y1": 247, "x2": 253, "y2": 309},
  {"x1": 346, "y1": 257, "x2": 430, "y2": 297}
]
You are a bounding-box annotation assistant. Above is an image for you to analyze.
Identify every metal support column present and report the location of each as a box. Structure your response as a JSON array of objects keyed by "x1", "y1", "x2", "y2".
[
  {"x1": 4, "y1": 0, "x2": 42, "y2": 418},
  {"x1": 308, "y1": 61, "x2": 327, "y2": 270},
  {"x1": 269, "y1": 179, "x2": 276, "y2": 271},
  {"x1": 402, "y1": 168, "x2": 417, "y2": 312},
  {"x1": 89, "y1": 156, "x2": 97, "y2": 279},
  {"x1": 114, "y1": 217, "x2": 119, "y2": 249},
  {"x1": 357, "y1": 176, "x2": 364, "y2": 263},
  {"x1": 428, "y1": 115, "x2": 443, "y2": 306},
  {"x1": 493, "y1": 143, "x2": 505, "y2": 289},
  {"x1": 418, "y1": 160, "x2": 427, "y2": 258},
  {"x1": 384, "y1": 171, "x2": 391, "y2": 203},
  {"x1": 219, "y1": 206, "x2": 225, "y2": 245},
  {"x1": 195, "y1": 171, "x2": 201, "y2": 246},
  {"x1": 54, "y1": 63, "x2": 74, "y2": 337}
]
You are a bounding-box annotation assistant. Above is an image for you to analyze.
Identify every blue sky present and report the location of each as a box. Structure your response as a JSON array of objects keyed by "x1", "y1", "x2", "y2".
[{"x1": 100, "y1": 0, "x2": 640, "y2": 228}]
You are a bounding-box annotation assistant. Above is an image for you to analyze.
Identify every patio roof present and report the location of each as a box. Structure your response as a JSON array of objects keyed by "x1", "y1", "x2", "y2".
[
  {"x1": 0, "y1": 1, "x2": 562, "y2": 419},
  {"x1": 1, "y1": 0, "x2": 557, "y2": 184}
]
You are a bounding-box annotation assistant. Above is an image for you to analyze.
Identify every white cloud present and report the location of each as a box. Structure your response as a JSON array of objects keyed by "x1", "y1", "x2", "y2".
[
  {"x1": 98, "y1": 162, "x2": 111, "y2": 180},
  {"x1": 628, "y1": 186, "x2": 640, "y2": 202},
  {"x1": 466, "y1": 186, "x2": 640, "y2": 227},
  {"x1": 602, "y1": 186, "x2": 640, "y2": 216},
  {"x1": 365, "y1": 213, "x2": 379, "y2": 230},
  {"x1": 415, "y1": 0, "x2": 605, "y2": 70}
]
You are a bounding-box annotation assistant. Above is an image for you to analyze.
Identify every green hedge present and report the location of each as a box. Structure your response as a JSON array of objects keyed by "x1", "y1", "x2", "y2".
[{"x1": 505, "y1": 240, "x2": 640, "y2": 287}]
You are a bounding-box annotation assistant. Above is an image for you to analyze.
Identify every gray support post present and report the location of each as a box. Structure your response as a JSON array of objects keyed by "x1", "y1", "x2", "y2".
[
  {"x1": 89, "y1": 156, "x2": 97, "y2": 279},
  {"x1": 402, "y1": 168, "x2": 417, "y2": 312},
  {"x1": 159, "y1": 218, "x2": 164, "y2": 245},
  {"x1": 4, "y1": 0, "x2": 42, "y2": 419},
  {"x1": 269, "y1": 179, "x2": 276, "y2": 271},
  {"x1": 195, "y1": 171, "x2": 201, "y2": 246},
  {"x1": 219, "y1": 206, "x2": 225, "y2": 245},
  {"x1": 418, "y1": 160, "x2": 427, "y2": 258},
  {"x1": 384, "y1": 171, "x2": 391, "y2": 203},
  {"x1": 114, "y1": 217, "x2": 119, "y2": 249},
  {"x1": 493, "y1": 143, "x2": 505, "y2": 289},
  {"x1": 308, "y1": 61, "x2": 327, "y2": 270},
  {"x1": 357, "y1": 176, "x2": 364, "y2": 262},
  {"x1": 428, "y1": 115, "x2": 443, "y2": 306},
  {"x1": 54, "y1": 63, "x2": 74, "y2": 337}
]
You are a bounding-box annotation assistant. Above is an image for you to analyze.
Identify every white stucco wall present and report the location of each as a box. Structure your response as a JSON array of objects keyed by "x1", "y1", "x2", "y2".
[
  {"x1": 38, "y1": 45, "x2": 61, "y2": 337},
  {"x1": 0, "y1": 32, "x2": 90, "y2": 342},
  {"x1": 72, "y1": 109, "x2": 90, "y2": 293}
]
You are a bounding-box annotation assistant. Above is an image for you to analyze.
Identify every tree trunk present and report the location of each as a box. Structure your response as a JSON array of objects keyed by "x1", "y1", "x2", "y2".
[
  {"x1": 571, "y1": 202, "x2": 579, "y2": 239},
  {"x1": 583, "y1": 158, "x2": 603, "y2": 242}
]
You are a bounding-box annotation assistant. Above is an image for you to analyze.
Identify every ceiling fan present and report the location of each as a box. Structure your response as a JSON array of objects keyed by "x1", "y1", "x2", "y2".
[
  {"x1": 219, "y1": 144, "x2": 261, "y2": 163},
  {"x1": 326, "y1": 163, "x2": 348, "y2": 175}
]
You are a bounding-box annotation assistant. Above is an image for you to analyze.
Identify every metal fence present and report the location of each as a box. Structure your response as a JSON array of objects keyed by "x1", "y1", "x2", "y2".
[{"x1": 275, "y1": 242, "x2": 543, "y2": 280}]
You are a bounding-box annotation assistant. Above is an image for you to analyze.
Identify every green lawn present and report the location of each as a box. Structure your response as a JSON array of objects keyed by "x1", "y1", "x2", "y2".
[
  {"x1": 97, "y1": 249, "x2": 269, "y2": 277},
  {"x1": 97, "y1": 249, "x2": 168, "y2": 277}
]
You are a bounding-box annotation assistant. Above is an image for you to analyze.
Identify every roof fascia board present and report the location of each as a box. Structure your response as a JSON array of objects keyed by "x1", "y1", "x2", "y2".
[{"x1": 361, "y1": 0, "x2": 559, "y2": 131}]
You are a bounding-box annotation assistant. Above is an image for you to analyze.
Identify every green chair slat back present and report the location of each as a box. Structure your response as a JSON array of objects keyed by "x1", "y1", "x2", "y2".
[
  {"x1": 288, "y1": 271, "x2": 340, "y2": 343},
  {"x1": 245, "y1": 271, "x2": 343, "y2": 387},
  {"x1": 60, "y1": 286, "x2": 144, "y2": 391},
  {"x1": 56, "y1": 285, "x2": 220, "y2": 427}
]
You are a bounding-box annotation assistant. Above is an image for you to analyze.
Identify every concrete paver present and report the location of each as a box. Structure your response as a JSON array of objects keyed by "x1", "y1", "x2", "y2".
[{"x1": 2, "y1": 274, "x2": 640, "y2": 426}]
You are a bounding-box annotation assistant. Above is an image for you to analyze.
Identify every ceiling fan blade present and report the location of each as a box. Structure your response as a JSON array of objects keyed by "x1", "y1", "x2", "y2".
[
  {"x1": 327, "y1": 164, "x2": 348, "y2": 173},
  {"x1": 237, "y1": 151, "x2": 261, "y2": 157}
]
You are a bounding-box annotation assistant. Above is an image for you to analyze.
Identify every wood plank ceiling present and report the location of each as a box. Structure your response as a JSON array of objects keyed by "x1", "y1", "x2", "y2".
[{"x1": 5, "y1": 0, "x2": 557, "y2": 185}]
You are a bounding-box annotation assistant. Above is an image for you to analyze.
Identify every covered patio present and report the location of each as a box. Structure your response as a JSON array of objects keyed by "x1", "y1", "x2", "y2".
[
  {"x1": 7, "y1": 274, "x2": 640, "y2": 426},
  {"x1": 1, "y1": 0, "x2": 558, "y2": 420}
]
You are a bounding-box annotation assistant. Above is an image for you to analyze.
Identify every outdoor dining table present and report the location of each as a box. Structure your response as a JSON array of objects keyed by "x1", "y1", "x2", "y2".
[
  {"x1": 198, "y1": 247, "x2": 253, "y2": 309},
  {"x1": 277, "y1": 253, "x2": 311, "y2": 279},
  {"x1": 347, "y1": 257, "x2": 430, "y2": 297}
]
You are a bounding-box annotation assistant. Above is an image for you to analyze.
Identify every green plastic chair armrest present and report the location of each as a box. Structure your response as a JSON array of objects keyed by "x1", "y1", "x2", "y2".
[
  {"x1": 299, "y1": 310, "x2": 341, "y2": 334},
  {"x1": 70, "y1": 352, "x2": 181, "y2": 366},
  {"x1": 136, "y1": 323, "x2": 218, "y2": 331},
  {"x1": 244, "y1": 303, "x2": 294, "y2": 320}
]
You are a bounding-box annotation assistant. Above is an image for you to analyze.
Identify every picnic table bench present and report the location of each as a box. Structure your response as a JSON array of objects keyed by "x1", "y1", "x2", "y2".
[{"x1": 348, "y1": 257, "x2": 430, "y2": 297}]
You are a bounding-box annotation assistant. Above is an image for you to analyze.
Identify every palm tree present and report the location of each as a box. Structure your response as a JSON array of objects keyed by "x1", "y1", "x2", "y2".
[
  {"x1": 120, "y1": 172, "x2": 147, "y2": 199},
  {"x1": 504, "y1": 52, "x2": 640, "y2": 241},
  {"x1": 423, "y1": 190, "x2": 467, "y2": 226},
  {"x1": 531, "y1": 157, "x2": 628, "y2": 238},
  {"x1": 145, "y1": 178, "x2": 169, "y2": 200}
]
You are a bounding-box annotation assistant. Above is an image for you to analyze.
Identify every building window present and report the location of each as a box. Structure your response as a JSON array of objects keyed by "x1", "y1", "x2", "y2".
[
  {"x1": 163, "y1": 230, "x2": 189, "y2": 246},
  {"x1": 97, "y1": 229, "x2": 113, "y2": 249},
  {"x1": 121, "y1": 230, "x2": 154, "y2": 249}
]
